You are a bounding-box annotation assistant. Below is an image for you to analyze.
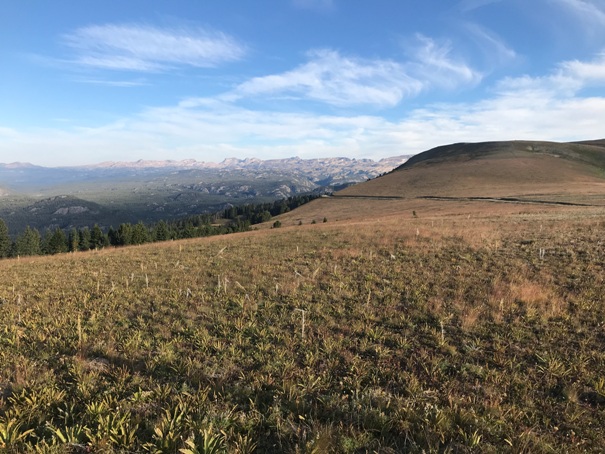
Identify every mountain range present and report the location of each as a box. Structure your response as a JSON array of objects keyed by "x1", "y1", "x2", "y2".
[{"x1": 0, "y1": 154, "x2": 408, "y2": 234}]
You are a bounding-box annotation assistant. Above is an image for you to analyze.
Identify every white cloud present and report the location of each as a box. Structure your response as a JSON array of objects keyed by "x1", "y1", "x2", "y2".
[
  {"x1": 458, "y1": 0, "x2": 504, "y2": 12},
  {"x1": 228, "y1": 49, "x2": 423, "y2": 107},
  {"x1": 545, "y1": 0, "x2": 605, "y2": 43},
  {"x1": 406, "y1": 35, "x2": 483, "y2": 89},
  {"x1": 560, "y1": 52, "x2": 605, "y2": 83},
  {"x1": 399, "y1": 51, "x2": 605, "y2": 145},
  {"x1": 62, "y1": 23, "x2": 246, "y2": 72},
  {"x1": 493, "y1": 51, "x2": 605, "y2": 98},
  {"x1": 0, "y1": 127, "x2": 19, "y2": 141},
  {"x1": 464, "y1": 23, "x2": 517, "y2": 66},
  {"x1": 227, "y1": 44, "x2": 482, "y2": 108},
  {"x1": 71, "y1": 77, "x2": 149, "y2": 87},
  {"x1": 550, "y1": 0, "x2": 605, "y2": 26},
  {"x1": 3, "y1": 50, "x2": 605, "y2": 166}
]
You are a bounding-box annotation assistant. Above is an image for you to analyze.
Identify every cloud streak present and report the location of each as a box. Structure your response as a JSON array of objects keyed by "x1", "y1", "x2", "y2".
[
  {"x1": 62, "y1": 23, "x2": 246, "y2": 72},
  {"x1": 560, "y1": 52, "x2": 605, "y2": 83},
  {"x1": 227, "y1": 49, "x2": 423, "y2": 107},
  {"x1": 458, "y1": 0, "x2": 504, "y2": 12},
  {"x1": 226, "y1": 41, "x2": 482, "y2": 108},
  {"x1": 464, "y1": 23, "x2": 517, "y2": 67},
  {"x1": 406, "y1": 35, "x2": 483, "y2": 89},
  {"x1": 551, "y1": 0, "x2": 605, "y2": 26},
  {"x1": 3, "y1": 48, "x2": 605, "y2": 167}
]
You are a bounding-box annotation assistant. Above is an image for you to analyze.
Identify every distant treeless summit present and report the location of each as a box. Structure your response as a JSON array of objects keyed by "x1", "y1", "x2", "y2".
[{"x1": 338, "y1": 139, "x2": 605, "y2": 205}]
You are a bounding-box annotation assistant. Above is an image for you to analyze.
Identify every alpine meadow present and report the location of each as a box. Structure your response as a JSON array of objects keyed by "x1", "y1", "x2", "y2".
[{"x1": 1, "y1": 140, "x2": 605, "y2": 452}]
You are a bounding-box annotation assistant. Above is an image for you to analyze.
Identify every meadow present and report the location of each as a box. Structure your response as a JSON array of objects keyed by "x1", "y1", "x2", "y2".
[{"x1": 1, "y1": 203, "x2": 605, "y2": 452}]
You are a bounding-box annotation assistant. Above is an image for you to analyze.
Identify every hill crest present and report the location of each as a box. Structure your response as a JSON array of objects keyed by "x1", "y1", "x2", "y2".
[
  {"x1": 335, "y1": 139, "x2": 605, "y2": 201},
  {"x1": 396, "y1": 140, "x2": 605, "y2": 170}
]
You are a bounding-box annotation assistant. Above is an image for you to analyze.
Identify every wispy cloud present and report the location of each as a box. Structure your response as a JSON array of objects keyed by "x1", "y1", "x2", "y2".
[
  {"x1": 405, "y1": 35, "x2": 483, "y2": 89},
  {"x1": 545, "y1": 0, "x2": 605, "y2": 43},
  {"x1": 458, "y1": 0, "x2": 504, "y2": 12},
  {"x1": 550, "y1": 0, "x2": 605, "y2": 26},
  {"x1": 71, "y1": 77, "x2": 150, "y2": 87},
  {"x1": 0, "y1": 127, "x2": 19, "y2": 140},
  {"x1": 560, "y1": 52, "x2": 605, "y2": 82},
  {"x1": 495, "y1": 50, "x2": 605, "y2": 97},
  {"x1": 464, "y1": 23, "x2": 517, "y2": 66},
  {"x1": 226, "y1": 42, "x2": 482, "y2": 108},
  {"x1": 3, "y1": 50, "x2": 605, "y2": 166},
  {"x1": 62, "y1": 23, "x2": 246, "y2": 72},
  {"x1": 227, "y1": 49, "x2": 423, "y2": 107}
]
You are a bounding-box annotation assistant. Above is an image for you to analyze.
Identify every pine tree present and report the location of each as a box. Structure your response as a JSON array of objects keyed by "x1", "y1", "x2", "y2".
[
  {"x1": 181, "y1": 222, "x2": 196, "y2": 239},
  {"x1": 90, "y1": 224, "x2": 107, "y2": 249},
  {"x1": 15, "y1": 226, "x2": 41, "y2": 256},
  {"x1": 0, "y1": 218, "x2": 10, "y2": 258},
  {"x1": 44, "y1": 228, "x2": 68, "y2": 255},
  {"x1": 107, "y1": 226, "x2": 117, "y2": 246},
  {"x1": 79, "y1": 227, "x2": 91, "y2": 251},
  {"x1": 41, "y1": 229, "x2": 52, "y2": 255},
  {"x1": 131, "y1": 222, "x2": 149, "y2": 245},
  {"x1": 68, "y1": 228, "x2": 80, "y2": 252},
  {"x1": 115, "y1": 223, "x2": 133, "y2": 246},
  {"x1": 153, "y1": 220, "x2": 170, "y2": 242}
]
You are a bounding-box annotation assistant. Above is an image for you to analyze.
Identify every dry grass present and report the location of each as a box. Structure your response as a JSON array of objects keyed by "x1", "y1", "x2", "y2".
[
  {"x1": 1, "y1": 201, "x2": 605, "y2": 452},
  {"x1": 340, "y1": 140, "x2": 605, "y2": 203}
]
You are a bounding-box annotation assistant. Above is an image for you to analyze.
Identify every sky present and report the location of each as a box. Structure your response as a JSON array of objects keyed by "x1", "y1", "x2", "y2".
[{"x1": 1, "y1": 0, "x2": 605, "y2": 167}]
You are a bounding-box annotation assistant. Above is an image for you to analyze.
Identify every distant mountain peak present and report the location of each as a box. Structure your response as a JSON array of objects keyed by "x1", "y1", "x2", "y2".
[
  {"x1": 90, "y1": 159, "x2": 206, "y2": 169},
  {"x1": 79, "y1": 155, "x2": 409, "y2": 171},
  {"x1": 0, "y1": 152, "x2": 410, "y2": 234},
  {"x1": 0, "y1": 162, "x2": 40, "y2": 169}
]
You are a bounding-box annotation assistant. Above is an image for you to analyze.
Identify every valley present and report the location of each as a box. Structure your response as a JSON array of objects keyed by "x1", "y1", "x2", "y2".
[{"x1": 0, "y1": 155, "x2": 407, "y2": 235}]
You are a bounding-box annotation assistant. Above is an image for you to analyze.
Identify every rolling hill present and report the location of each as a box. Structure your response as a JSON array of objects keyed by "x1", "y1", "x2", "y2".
[
  {"x1": 274, "y1": 139, "x2": 605, "y2": 226},
  {"x1": 340, "y1": 140, "x2": 605, "y2": 201}
]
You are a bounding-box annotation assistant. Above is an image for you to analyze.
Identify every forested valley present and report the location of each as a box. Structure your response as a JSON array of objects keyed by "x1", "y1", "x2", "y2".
[{"x1": 0, "y1": 194, "x2": 319, "y2": 259}]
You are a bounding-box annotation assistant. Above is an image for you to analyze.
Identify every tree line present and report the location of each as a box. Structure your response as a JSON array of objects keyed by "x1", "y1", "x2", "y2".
[{"x1": 0, "y1": 194, "x2": 320, "y2": 259}]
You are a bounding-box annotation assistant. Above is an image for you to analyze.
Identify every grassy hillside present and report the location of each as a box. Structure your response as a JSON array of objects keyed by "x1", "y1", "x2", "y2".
[
  {"x1": 338, "y1": 140, "x2": 605, "y2": 204},
  {"x1": 1, "y1": 140, "x2": 605, "y2": 452},
  {"x1": 1, "y1": 205, "x2": 605, "y2": 452}
]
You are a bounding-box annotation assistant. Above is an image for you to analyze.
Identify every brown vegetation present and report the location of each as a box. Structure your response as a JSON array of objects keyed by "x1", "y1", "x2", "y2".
[
  {"x1": 1, "y1": 140, "x2": 605, "y2": 452},
  {"x1": 340, "y1": 140, "x2": 605, "y2": 203}
]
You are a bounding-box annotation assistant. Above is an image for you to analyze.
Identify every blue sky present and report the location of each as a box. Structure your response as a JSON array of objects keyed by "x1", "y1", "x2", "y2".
[{"x1": 1, "y1": 0, "x2": 605, "y2": 166}]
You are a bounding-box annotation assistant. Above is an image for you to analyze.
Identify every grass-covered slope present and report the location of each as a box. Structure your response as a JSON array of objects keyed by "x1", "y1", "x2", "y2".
[
  {"x1": 339, "y1": 140, "x2": 605, "y2": 204},
  {"x1": 1, "y1": 211, "x2": 605, "y2": 452},
  {"x1": 400, "y1": 140, "x2": 605, "y2": 169}
]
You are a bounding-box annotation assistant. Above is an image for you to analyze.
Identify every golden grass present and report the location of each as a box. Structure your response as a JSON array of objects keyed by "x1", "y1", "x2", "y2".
[
  {"x1": 1, "y1": 201, "x2": 605, "y2": 452},
  {"x1": 340, "y1": 140, "x2": 605, "y2": 203}
]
